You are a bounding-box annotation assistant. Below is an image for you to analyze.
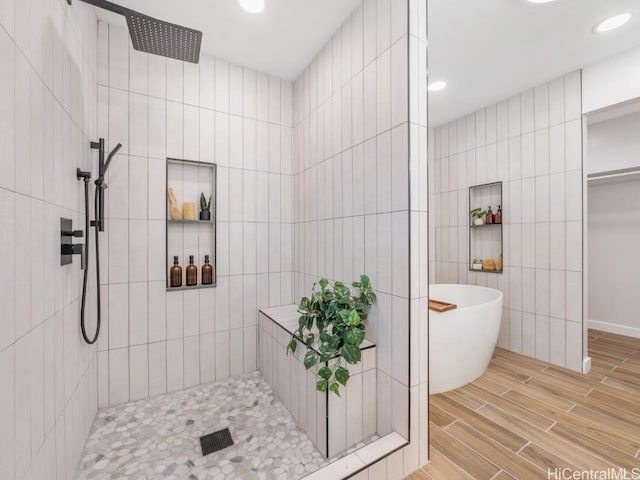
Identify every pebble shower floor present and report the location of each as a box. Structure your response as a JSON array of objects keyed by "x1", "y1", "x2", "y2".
[{"x1": 77, "y1": 372, "x2": 329, "y2": 480}]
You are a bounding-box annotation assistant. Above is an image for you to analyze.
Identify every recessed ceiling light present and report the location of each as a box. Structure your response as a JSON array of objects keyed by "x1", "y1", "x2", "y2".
[
  {"x1": 238, "y1": 0, "x2": 265, "y2": 14},
  {"x1": 594, "y1": 13, "x2": 632, "y2": 33},
  {"x1": 428, "y1": 81, "x2": 447, "y2": 92}
]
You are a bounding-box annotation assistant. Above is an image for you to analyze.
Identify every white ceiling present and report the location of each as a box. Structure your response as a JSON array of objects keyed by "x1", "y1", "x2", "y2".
[
  {"x1": 429, "y1": 0, "x2": 640, "y2": 126},
  {"x1": 93, "y1": 0, "x2": 360, "y2": 80}
]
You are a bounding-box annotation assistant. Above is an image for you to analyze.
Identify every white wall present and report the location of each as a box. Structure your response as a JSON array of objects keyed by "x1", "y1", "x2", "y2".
[
  {"x1": 96, "y1": 22, "x2": 294, "y2": 408},
  {"x1": 293, "y1": 0, "x2": 411, "y2": 440},
  {"x1": 588, "y1": 177, "x2": 640, "y2": 338},
  {"x1": 0, "y1": 0, "x2": 99, "y2": 478},
  {"x1": 583, "y1": 46, "x2": 640, "y2": 114},
  {"x1": 292, "y1": 0, "x2": 429, "y2": 476},
  {"x1": 588, "y1": 111, "x2": 640, "y2": 174},
  {"x1": 430, "y1": 72, "x2": 586, "y2": 372}
]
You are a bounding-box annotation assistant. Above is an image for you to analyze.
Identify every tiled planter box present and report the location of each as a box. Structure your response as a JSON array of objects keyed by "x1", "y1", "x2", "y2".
[{"x1": 259, "y1": 305, "x2": 377, "y2": 458}]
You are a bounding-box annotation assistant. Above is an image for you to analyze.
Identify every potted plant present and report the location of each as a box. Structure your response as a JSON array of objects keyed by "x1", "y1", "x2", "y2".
[
  {"x1": 470, "y1": 208, "x2": 487, "y2": 226},
  {"x1": 286, "y1": 275, "x2": 377, "y2": 396},
  {"x1": 199, "y1": 193, "x2": 212, "y2": 221}
]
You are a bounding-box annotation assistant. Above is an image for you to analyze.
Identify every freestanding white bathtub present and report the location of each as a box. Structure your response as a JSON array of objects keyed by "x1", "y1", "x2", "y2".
[{"x1": 429, "y1": 284, "x2": 503, "y2": 394}]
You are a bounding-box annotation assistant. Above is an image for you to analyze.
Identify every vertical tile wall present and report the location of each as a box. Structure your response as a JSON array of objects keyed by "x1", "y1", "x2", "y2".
[
  {"x1": 0, "y1": 0, "x2": 99, "y2": 478},
  {"x1": 96, "y1": 22, "x2": 294, "y2": 407},
  {"x1": 292, "y1": 0, "x2": 411, "y2": 442},
  {"x1": 429, "y1": 71, "x2": 584, "y2": 372},
  {"x1": 292, "y1": 0, "x2": 429, "y2": 477},
  {"x1": 406, "y1": 0, "x2": 430, "y2": 474},
  {"x1": 258, "y1": 307, "x2": 378, "y2": 458}
]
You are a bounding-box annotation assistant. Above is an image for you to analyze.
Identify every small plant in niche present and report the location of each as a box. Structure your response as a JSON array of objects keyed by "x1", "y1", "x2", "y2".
[
  {"x1": 199, "y1": 193, "x2": 212, "y2": 221},
  {"x1": 286, "y1": 275, "x2": 377, "y2": 396},
  {"x1": 470, "y1": 207, "x2": 487, "y2": 226}
]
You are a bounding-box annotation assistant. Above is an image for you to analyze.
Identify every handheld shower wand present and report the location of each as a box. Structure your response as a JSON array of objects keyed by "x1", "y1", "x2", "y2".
[
  {"x1": 75, "y1": 139, "x2": 122, "y2": 345},
  {"x1": 91, "y1": 139, "x2": 122, "y2": 232}
]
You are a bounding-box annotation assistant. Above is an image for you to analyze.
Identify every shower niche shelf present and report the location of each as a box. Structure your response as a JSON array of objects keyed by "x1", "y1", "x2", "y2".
[
  {"x1": 166, "y1": 158, "x2": 217, "y2": 291},
  {"x1": 167, "y1": 219, "x2": 214, "y2": 225},
  {"x1": 469, "y1": 181, "x2": 503, "y2": 274}
]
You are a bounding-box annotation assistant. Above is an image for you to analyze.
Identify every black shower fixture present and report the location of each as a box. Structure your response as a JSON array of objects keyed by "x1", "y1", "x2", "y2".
[
  {"x1": 74, "y1": 139, "x2": 122, "y2": 345},
  {"x1": 92, "y1": 138, "x2": 122, "y2": 232},
  {"x1": 67, "y1": 0, "x2": 202, "y2": 64}
]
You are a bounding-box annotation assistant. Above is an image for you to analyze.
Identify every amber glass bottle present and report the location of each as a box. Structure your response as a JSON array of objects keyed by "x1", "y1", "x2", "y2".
[
  {"x1": 486, "y1": 206, "x2": 494, "y2": 224},
  {"x1": 202, "y1": 255, "x2": 213, "y2": 285},
  {"x1": 186, "y1": 255, "x2": 198, "y2": 286},
  {"x1": 169, "y1": 256, "x2": 182, "y2": 287},
  {"x1": 495, "y1": 205, "x2": 502, "y2": 224}
]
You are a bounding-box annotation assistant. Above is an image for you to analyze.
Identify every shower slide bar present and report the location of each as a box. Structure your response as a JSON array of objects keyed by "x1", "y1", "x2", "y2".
[
  {"x1": 587, "y1": 166, "x2": 640, "y2": 181},
  {"x1": 75, "y1": 139, "x2": 122, "y2": 345}
]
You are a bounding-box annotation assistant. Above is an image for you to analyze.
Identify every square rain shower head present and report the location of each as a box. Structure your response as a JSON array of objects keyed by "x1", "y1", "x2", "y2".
[
  {"x1": 72, "y1": 0, "x2": 202, "y2": 63},
  {"x1": 125, "y1": 13, "x2": 202, "y2": 64}
]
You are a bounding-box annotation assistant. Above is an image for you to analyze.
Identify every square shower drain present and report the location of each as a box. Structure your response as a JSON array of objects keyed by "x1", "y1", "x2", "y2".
[{"x1": 200, "y1": 428, "x2": 234, "y2": 456}]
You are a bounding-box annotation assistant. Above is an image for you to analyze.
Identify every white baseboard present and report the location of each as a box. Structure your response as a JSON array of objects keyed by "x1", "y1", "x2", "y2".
[
  {"x1": 582, "y1": 357, "x2": 592, "y2": 374},
  {"x1": 588, "y1": 319, "x2": 640, "y2": 339}
]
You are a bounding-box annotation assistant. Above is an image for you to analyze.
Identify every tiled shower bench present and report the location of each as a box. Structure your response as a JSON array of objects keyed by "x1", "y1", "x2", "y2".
[{"x1": 258, "y1": 305, "x2": 377, "y2": 458}]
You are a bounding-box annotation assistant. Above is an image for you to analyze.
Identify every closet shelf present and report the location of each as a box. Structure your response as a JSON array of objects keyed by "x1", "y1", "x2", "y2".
[{"x1": 588, "y1": 166, "x2": 640, "y2": 181}]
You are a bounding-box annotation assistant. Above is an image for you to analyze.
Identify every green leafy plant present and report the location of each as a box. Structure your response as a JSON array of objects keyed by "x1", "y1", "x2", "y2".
[
  {"x1": 470, "y1": 207, "x2": 487, "y2": 219},
  {"x1": 286, "y1": 275, "x2": 377, "y2": 396},
  {"x1": 200, "y1": 193, "x2": 212, "y2": 213}
]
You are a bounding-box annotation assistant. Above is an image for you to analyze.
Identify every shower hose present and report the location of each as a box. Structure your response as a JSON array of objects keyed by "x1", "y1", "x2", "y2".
[{"x1": 79, "y1": 177, "x2": 101, "y2": 345}]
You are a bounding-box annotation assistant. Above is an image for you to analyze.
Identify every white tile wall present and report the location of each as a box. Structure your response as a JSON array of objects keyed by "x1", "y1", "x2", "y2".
[
  {"x1": 430, "y1": 71, "x2": 584, "y2": 371},
  {"x1": 292, "y1": 0, "x2": 429, "y2": 477},
  {"x1": 96, "y1": 22, "x2": 294, "y2": 408},
  {"x1": 0, "y1": 0, "x2": 99, "y2": 478},
  {"x1": 0, "y1": 2, "x2": 428, "y2": 479}
]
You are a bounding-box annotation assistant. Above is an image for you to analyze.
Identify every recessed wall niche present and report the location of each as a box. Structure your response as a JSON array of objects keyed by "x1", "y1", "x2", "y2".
[
  {"x1": 166, "y1": 158, "x2": 217, "y2": 290},
  {"x1": 469, "y1": 182, "x2": 503, "y2": 273}
]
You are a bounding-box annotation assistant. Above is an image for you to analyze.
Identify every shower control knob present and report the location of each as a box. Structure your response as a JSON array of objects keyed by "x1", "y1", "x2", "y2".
[
  {"x1": 61, "y1": 244, "x2": 85, "y2": 270},
  {"x1": 62, "y1": 230, "x2": 84, "y2": 238}
]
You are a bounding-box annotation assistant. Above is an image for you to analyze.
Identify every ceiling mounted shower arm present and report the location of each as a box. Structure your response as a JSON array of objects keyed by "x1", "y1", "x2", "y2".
[{"x1": 66, "y1": 0, "x2": 129, "y2": 15}]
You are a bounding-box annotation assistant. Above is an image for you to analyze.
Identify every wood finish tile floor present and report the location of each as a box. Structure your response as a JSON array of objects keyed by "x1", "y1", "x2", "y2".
[{"x1": 408, "y1": 329, "x2": 640, "y2": 480}]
